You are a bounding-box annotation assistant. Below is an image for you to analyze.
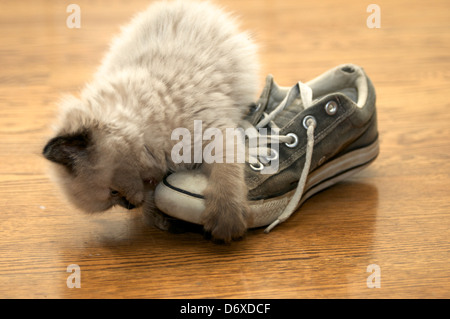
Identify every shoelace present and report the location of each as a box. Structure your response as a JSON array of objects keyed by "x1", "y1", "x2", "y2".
[{"x1": 244, "y1": 81, "x2": 316, "y2": 233}]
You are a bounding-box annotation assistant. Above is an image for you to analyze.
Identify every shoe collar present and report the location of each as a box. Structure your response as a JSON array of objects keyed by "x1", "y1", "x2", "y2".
[{"x1": 248, "y1": 64, "x2": 369, "y2": 127}]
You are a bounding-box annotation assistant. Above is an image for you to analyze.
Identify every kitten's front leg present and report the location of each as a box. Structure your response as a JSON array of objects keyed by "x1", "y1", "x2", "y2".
[{"x1": 201, "y1": 162, "x2": 250, "y2": 242}]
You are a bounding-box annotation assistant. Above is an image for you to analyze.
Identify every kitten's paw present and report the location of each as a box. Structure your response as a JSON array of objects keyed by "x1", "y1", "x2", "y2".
[{"x1": 202, "y1": 201, "x2": 249, "y2": 243}]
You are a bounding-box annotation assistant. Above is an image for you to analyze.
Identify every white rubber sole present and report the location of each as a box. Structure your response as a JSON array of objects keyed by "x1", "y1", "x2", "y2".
[{"x1": 155, "y1": 138, "x2": 379, "y2": 229}]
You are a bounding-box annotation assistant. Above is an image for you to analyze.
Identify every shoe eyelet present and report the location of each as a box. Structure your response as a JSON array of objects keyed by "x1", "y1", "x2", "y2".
[
  {"x1": 262, "y1": 148, "x2": 278, "y2": 162},
  {"x1": 249, "y1": 161, "x2": 264, "y2": 171},
  {"x1": 285, "y1": 133, "x2": 298, "y2": 148},
  {"x1": 318, "y1": 156, "x2": 326, "y2": 166},
  {"x1": 302, "y1": 115, "x2": 317, "y2": 129},
  {"x1": 325, "y1": 100, "x2": 338, "y2": 115},
  {"x1": 251, "y1": 103, "x2": 261, "y2": 114}
]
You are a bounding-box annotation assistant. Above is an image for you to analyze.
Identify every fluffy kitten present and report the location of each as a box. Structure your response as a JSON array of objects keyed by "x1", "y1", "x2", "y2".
[{"x1": 43, "y1": 0, "x2": 259, "y2": 242}]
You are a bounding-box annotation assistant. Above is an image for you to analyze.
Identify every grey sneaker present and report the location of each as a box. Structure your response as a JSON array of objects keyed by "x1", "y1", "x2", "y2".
[{"x1": 155, "y1": 64, "x2": 379, "y2": 233}]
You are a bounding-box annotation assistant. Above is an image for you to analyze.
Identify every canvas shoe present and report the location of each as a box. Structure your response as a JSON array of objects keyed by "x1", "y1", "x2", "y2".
[{"x1": 154, "y1": 64, "x2": 379, "y2": 233}]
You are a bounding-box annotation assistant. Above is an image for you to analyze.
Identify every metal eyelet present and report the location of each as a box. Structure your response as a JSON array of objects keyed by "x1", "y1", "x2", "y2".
[
  {"x1": 263, "y1": 148, "x2": 278, "y2": 162},
  {"x1": 285, "y1": 133, "x2": 298, "y2": 148},
  {"x1": 249, "y1": 161, "x2": 264, "y2": 171},
  {"x1": 251, "y1": 103, "x2": 261, "y2": 114},
  {"x1": 318, "y1": 156, "x2": 327, "y2": 166},
  {"x1": 302, "y1": 115, "x2": 317, "y2": 129},
  {"x1": 325, "y1": 100, "x2": 338, "y2": 115}
]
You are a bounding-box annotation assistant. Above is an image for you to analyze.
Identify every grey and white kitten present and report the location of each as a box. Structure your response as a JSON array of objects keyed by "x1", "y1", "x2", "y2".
[{"x1": 43, "y1": 0, "x2": 259, "y2": 242}]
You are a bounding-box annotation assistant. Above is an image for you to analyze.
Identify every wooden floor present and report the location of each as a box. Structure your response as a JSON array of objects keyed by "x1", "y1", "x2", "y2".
[{"x1": 0, "y1": 0, "x2": 449, "y2": 299}]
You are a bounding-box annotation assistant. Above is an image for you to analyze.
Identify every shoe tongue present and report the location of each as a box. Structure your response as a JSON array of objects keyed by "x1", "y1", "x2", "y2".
[
  {"x1": 268, "y1": 82, "x2": 307, "y2": 127},
  {"x1": 246, "y1": 75, "x2": 312, "y2": 128}
]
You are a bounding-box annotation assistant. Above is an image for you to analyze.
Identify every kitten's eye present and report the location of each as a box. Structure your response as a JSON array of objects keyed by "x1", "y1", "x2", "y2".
[{"x1": 110, "y1": 189, "x2": 120, "y2": 197}]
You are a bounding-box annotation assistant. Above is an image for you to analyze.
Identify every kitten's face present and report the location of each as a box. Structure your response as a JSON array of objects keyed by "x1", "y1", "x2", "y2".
[{"x1": 43, "y1": 130, "x2": 154, "y2": 213}]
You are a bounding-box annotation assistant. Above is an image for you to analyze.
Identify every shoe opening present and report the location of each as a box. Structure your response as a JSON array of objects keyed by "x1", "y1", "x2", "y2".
[
  {"x1": 341, "y1": 65, "x2": 355, "y2": 73},
  {"x1": 306, "y1": 64, "x2": 369, "y2": 108}
]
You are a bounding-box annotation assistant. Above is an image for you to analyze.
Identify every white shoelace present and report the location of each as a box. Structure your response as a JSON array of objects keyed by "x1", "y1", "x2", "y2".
[{"x1": 245, "y1": 82, "x2": 316, "y2": 233}]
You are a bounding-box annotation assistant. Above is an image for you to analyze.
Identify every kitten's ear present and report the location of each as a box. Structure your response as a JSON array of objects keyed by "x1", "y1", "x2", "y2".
[{"x1": 43, "y1": 131, "x2": 91, "y2": 171}]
